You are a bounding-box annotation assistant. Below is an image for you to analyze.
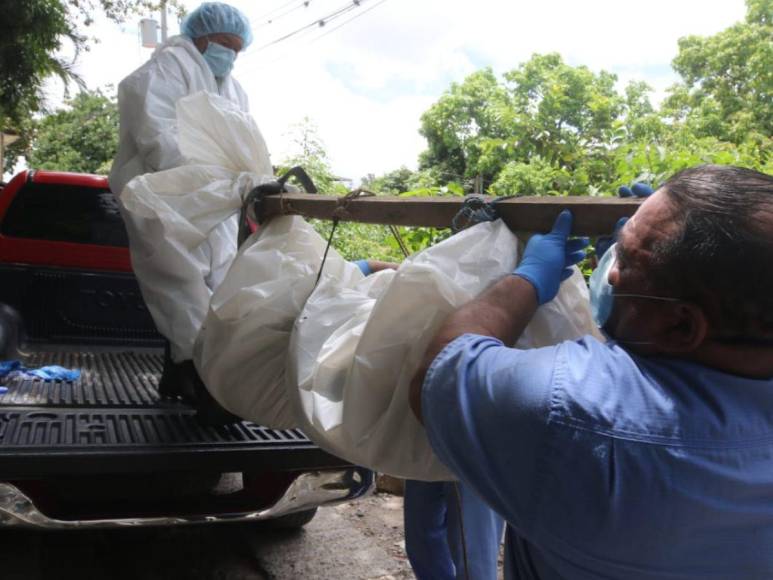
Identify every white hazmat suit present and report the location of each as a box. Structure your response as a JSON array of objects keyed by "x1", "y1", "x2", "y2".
[
  {"x1": 109, "y1": 35, "x2": 250, "y2": 195},
  {"x1": 110, "y1": 35, "x2": 272, "y2": 362}
]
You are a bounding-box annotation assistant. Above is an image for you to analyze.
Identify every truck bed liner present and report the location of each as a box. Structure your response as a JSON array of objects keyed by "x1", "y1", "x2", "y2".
[
  {"x1": 1, "y1": 350, "x2": 167, "y2": 407},
  {"x1": 0, "y1": 349, "x2": 347, "y2": 478}
]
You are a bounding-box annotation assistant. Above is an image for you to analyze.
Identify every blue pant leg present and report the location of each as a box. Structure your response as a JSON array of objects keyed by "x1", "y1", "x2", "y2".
[
  {"x1": 446, "y1": 481, "x2": 505, "y2": 580},
  {"x1": 404, "y1": 479, "x2": 456, "y2": 580}
]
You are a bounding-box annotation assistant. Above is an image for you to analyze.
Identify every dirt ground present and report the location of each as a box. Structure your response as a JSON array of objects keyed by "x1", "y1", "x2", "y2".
[{"x1": 252, "y1": 492, "x2": 416, "y2": 580}]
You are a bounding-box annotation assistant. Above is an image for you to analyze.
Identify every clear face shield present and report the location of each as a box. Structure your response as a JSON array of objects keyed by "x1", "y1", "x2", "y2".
[{"x1": 589, "y1": 243, "x2": 680, "y2": 343}]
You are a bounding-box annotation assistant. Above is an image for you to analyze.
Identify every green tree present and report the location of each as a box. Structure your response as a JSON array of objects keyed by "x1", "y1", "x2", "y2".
[
  {"x1": 0, "y1": 0, "x2": 178, "y2": 172},
  {"x1": 0, "y1": 0, "x2": 79, "y2": 127},
  {"x1": 662, "y1": 0, "x2": 772, "y2": 143},
  {"x1": 23, "y1": 88, "x2": 119, "y2": 174},
  {"x1": 419, "y1": 55, "x2": 627, "y2": 196},
  {"x1": 362, "y1": 166, "x2": 417, "y2": 194},
  {"x1": 502, "y1": 53, "x2": 622, "y2": 168},
  {"x1": 418, "y1": 68, "x2": 511, "y2": 189},
  {"x1": 612, "y1": 0, "x2": 772, "y2": 187},
  {"x1": 418, "y1": 0, "x2": 771, "y2": 200}
]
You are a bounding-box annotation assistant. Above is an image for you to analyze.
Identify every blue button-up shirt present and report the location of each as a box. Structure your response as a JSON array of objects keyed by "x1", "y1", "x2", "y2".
[{"x1": 422, "y1": 334, "x2": 773, "y2": 579}]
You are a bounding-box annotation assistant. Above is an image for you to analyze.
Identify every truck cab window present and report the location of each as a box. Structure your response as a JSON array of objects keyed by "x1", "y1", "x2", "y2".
[{"x1": 1, "y1": 182, "x2": 129, "y2": 247}]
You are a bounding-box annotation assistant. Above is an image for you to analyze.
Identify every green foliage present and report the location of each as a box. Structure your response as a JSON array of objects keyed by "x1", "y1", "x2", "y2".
[
  {"x1": 1, "y1": 0, "x2": 179, "y2": 173},
  {"x1": 362, "y1": 166, "x2": 417, "y2": 194},
  {"x1": 663, "y1": 0, "x2": 772, "y2": 143},
  {"x1": 311, "y1": 220, "x2": 406, "y2": 262},
  {"x1": 296, "y1": 0, "x2": 771, "y2": 261},
  {"x1": 490, "y1": 156, "x2": 574, "y2": 197},
  {"x1": 22, "y1": 88, "x2": 119, "y2": 174},
  {"x1": 385, "y1": 183, "x2": 462, "y2": 256},
  {"x1": 415, "y1": 0, "x2": 770, "y2": 203},
  {"x1": 279, "y1": 117, "x2": 348, "y2": 194},
  {"x1": 418, "y1": 55, "x2": 629, "y2": 194},
  {"x1": 68, "y1": 0, "x2": 182, "y2": 26},
  {"x1": 279, "y1": 120, "x2": 462, "y2": 261},
  {"x1": 614, "y1": 136, "x2": 772, "y2": 189},
  {"x1": 0, "y1": 0, "x2": 81, "y2": 137},
  {"x1": 418, "y1": 68, "x2": 511, "y2": 189}
]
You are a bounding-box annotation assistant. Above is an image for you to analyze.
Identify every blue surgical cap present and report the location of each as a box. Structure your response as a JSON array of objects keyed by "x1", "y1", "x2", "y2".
[{"x1": 181, "y1": 2, "x2": 253, "y2": 49}]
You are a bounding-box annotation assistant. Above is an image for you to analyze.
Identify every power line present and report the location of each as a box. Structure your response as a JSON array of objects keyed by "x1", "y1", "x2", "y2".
[
  {"x1": 245, "y1": 0, "x2": 368, "y2": 54},
  {"x1": 310, "y1": 0, "x2": 388, "y2": 44},
  {"x1": 255, "y1": 0, "x2": 314, "y2": 29},
  {"x1": 237, "y1": 0, "x2": 391, "y2": 72},
  {"x1": 250, "y1": 0, "x2": 305, "y2": 22}
]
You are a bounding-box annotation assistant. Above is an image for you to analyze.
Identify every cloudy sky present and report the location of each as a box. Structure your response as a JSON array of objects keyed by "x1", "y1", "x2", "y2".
[{"x1": 32, "y1": 0, "x2": 747, "y2": 182}]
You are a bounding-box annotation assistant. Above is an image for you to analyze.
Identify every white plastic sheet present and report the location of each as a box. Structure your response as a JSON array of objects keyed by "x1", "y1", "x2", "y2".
[
  {"x1": 119, "y1": 91, "x2": 275, "y2": 362},
  {"x1": 287, "y1": 220, "x2": 601, "y2": 481},
  {"x1": 194, "y1": 216, "x2": 364, "y2": 429}
]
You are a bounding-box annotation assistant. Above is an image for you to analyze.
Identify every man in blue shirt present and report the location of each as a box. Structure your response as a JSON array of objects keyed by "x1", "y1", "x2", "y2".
[{"x1": 410, "y1": 165, "x2": 773, "y2": 579}]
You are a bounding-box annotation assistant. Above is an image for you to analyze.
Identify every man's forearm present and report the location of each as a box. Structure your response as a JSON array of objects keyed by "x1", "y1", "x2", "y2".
[{"x1": 409, "y1": 274, "x2": 539, "y2": 422}]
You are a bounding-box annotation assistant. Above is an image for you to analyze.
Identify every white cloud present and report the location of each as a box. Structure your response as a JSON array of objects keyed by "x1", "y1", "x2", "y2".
[{"x1": 14, "y1": 0, "x2": 748, "y2": 183}]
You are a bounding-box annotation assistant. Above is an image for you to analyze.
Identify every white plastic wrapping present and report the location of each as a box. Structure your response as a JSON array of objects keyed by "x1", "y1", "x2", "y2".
[
  {"x1": 194, "y1": 216, "x2": 364, "y2": 429},
  {"x1": 120, "y1": 87, "x2": 602, "y2": 479},
  {"x1": 287, "y1": 220, "x2": 601, "y2": 481},
  {"x1": 119, "y1": 91, "x2": 274, "y2": 362}
]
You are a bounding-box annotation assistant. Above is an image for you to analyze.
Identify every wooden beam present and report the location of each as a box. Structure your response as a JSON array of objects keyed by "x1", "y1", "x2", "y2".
[{"x1": 262, "y1": 194, "x2": 643, "y2": 236}]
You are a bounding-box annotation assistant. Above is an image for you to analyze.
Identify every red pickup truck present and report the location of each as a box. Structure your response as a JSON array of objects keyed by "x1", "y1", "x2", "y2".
[{"x1": 0, "y1": 169, "x2": 371, "y2": 529}]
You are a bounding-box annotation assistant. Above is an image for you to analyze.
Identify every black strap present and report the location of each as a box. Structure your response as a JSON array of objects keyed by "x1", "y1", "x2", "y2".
[{"x1": 237, "y1": 167, "x2": 319, "y2": 246}]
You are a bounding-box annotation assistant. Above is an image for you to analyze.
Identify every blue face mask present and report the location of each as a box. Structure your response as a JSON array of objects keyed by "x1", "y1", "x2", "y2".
[
  {"x1": 589, "y1": 243, "x2": 617, "y2": 328},
  {"x1": 589, "y1": 243, "x2": 681, "y2": 331},
  {"x1": 202, "y1": 41, "x2": 237, "y2": 78}
]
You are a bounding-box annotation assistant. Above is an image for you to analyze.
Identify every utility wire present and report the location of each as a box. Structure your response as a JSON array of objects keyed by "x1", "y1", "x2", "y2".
[
  {"x1": 309, "y1": 0, "x2": 388, "y2": 44},
  {"x1": 255, "y1": 0, "x2": 314, "y2": 29},
  {"x1": 245, "y1": 0, "x2": 367, "y2": 54},
  {"x1": 250, "y1": 0, "x2": 305, "y2": 22},
  {"x1": 240, "y1": 0, "x2": 389, "y2": 70}
]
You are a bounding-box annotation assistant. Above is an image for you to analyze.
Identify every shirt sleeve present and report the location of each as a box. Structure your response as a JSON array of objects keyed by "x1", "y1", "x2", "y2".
[{"x1": 422, "y1": 333, "x2": 559, "y2": 531}]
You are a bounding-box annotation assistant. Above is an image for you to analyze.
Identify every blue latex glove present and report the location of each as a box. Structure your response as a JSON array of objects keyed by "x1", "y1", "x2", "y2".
[
  {"x1": 28, "y1": 366, "x2": 81, "y2": 381},
  {"x1": 0, "y1": 361, "x2": 80, "y2": 382},
  {"x1": 617, "y1": 182, "x2": 654, "y2": 198},
  {"x1": 354, "y1": 259, "x2": 372, "y2": 276},
  {"x1": 513, "y1": 210, "x2": 589, "y2": 305},
  {"x1": 0, "y1": 360, "x2": 23, "y2": 379},
  {"x1": 595, "y1": 182, "x2": 654, "y2": 258}
]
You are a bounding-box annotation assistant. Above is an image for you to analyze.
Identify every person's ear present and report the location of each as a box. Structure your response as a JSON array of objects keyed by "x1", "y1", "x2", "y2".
[{"x1": 653, "y1": 302, "x2": 709, "y2": 353}]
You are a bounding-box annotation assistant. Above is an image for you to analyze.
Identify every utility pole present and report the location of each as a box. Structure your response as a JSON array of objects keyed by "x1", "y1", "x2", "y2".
[{"x1": 160, "y1": 0, "x2": 168, "y2": 42}]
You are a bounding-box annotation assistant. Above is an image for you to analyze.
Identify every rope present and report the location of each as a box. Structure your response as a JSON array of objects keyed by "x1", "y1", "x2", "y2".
[
  {"x1": 451, "y1": 194, "x2": 517, "y2": 233},
  {"x1": 314, "y1": 189, "x2": 374, "y2": 286},
  {"x1": 314, "y1": 217, "x2": 340, "y2": 287},
  {"x1": 388, "y1": 224, "x2": 410, "y2": 258}
]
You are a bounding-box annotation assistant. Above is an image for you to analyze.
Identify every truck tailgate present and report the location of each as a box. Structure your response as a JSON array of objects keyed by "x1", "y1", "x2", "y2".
[{"x1": 0, "y1": 348, "x2": 349, "y2": 479}]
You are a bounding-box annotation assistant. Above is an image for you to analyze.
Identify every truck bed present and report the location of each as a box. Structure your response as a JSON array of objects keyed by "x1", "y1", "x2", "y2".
[{"x1": 0, "y1": 346, "x2": 348, "y2": 479}]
